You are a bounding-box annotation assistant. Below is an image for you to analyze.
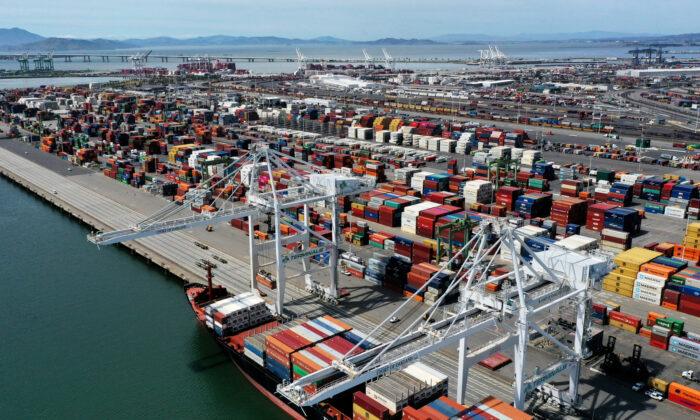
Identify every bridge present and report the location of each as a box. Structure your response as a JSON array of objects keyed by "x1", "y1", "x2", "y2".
[{"x1": 0, "y1": 51, "x2": 618, "y2": 66}]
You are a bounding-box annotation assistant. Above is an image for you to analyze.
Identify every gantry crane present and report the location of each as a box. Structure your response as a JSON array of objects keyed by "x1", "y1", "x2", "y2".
[
  {"x1": 277, "y1": 219, "x2": 608, "y2": 412},
  {"x1": 88, "y1": 145, "x2": 375, "y2": 315},
  {"x1": 362, "y1": 48, "x2": 373, "y2": 68},
  {"x1": 382, "y1": 48, "x2": 394, "y2": 70}
]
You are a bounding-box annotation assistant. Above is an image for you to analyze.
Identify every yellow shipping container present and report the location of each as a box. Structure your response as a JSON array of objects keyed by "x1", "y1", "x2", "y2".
[
  {"x1": 605, "y1": 273, "x2": 636, "y2": 284},
  {"x1": 423, "y1": 239, "x2": 438, "y2": 250},
  {"x1": 647, "y1": 377, "x2": 669, "y2": 393},
  {"x1": 611, "y1": 267, "x2": 638, "y2": 278},
  {"x1": 613, "y1": 248, "x2": 662, "y2": 271},
  {"x1": 605, "y1": 301, "x2": 621, "y2": 311},
  {"x1": 609, "y1": 319, "x2": 638, "y2": 333},
  {"x1": 603, "y1": 278, "x2": 635, "y2": 290},
  {"x1": 602, "y1": 284, "x2": 633, "y2": 297},
  {"x1": 353, "y1": 404, "x2": 381, "y2": 420},
  {"x1": 684, "y1": 237, "x2": 700, "y2": 246}
]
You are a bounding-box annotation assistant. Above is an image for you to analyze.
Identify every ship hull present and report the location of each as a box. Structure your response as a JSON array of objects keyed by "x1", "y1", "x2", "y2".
[{"x1": 185, "y1": 283, "x2": 329, "y2": 420}]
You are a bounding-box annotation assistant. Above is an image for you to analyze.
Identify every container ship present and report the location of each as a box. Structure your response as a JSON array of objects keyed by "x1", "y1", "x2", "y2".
[{"x1": 184, "y1": 276, "x2": 531, "y2": 420}]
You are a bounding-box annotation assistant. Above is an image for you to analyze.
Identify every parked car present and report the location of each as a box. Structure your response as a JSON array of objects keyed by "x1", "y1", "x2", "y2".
[{"x1": 645, "y1": 390, "x2": 664, "y2": 401}]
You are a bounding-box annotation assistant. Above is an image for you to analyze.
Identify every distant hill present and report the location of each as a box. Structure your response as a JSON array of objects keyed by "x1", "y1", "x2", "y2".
[
  {"x1": 361, "y1": 38, "x2": 440, "y2": 45},
  {"x1": 124, "y1": 35, "x2": 344, "y2": 47},
  {"x1": 431, "y1": 31, "x2": 667, "y2": 43},
  {"x1": 0, "y1": 27, "x2": 45, "y2": 47},
  {"x1": 7, "y1": 37, "x2": 134, "y2": 51},
  {"x1": 124, "y1": 35, "x2": 441, "y2": 47}
]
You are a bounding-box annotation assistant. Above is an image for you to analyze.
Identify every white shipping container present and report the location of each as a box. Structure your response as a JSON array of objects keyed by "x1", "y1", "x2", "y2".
[
  {"x1": 635, "y1": 272, "x2": 667, "y2": 286},
  {"x1": 402, "y1": 362, "x2": 448, "y2": 388},
  {"x1": 633, "y1": 292, "x2": 662, "y2": 305},
  {"x1": 664, "y1": 206, "x2": 686, "y2": 218},
  {"x1": 244, "y1": 348, "x2": 265, "y2": 366},
  {"x1": 670, "y1": 336, "x2": 700, "y2": 354}
]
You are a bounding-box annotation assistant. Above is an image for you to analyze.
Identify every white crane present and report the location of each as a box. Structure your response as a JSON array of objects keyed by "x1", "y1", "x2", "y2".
[
  {"x1": 130, "y1": 50, "x2": 152, "y2": 71},
  {"x1": 382, "y1": 47, "x2": 394, "y2": 70},
  {"x1": 362, "y1": 48, "x2": 373, "y2": 68},
  {"x1": 88, "y1": 146, "x2": 375, "y2": 315},
  {"x1": 479, "y1": 45, "x2": 507, "y2": 66},
  {"x1": 296, "y1": 48, "x2": 307, "y2": 73},
  {"x1": 277, "y1": 219, "x2": 607, "y2": 412}
]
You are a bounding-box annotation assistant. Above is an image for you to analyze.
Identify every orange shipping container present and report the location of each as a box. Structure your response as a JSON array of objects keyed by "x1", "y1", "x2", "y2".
[{"x1": 639, "y1": 262, "x2": 676, "y2": 279}]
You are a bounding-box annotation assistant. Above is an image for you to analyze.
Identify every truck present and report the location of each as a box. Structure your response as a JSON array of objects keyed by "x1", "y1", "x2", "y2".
[{"x1": 682, "y1": 370, "x2": 699, "y2": 382}]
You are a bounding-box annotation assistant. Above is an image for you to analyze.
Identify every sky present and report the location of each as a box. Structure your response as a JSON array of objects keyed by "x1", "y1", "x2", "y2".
[{"x1": 3, "y1": 0, "x2": 699, "y2": 40}]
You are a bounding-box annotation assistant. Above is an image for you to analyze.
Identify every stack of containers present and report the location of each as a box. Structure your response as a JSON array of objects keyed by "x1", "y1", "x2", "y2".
[
  {"x1": 591, "y1": 303, "x2": 608, "y2": 325},
  {"x1": 634, "y1": 261, "x2": 678, "y2": 305},
  {"x1": 560, "y1": 180, "x2": 582, "y2": 197},
  {"x1": 291, "y1": 335, "x2": 364, "y2": 393},
  {"x1": 410, "y1": 171, "x2": 431, "y2": 192},
  {"x1": 600, "y1": 228, "x2": 632, "y2": 253},
  {"x1": 596, "y1": 169, "x2": 616, "y2": 184},
  {"x1": 394, "y1": 167, "x2": 420, "y2": 184},
  {"x1": 424, "y1": 174, "x2": 450, "y2": 195},
  {"x1": 495, "y1": 186, "x2": 522, "y2": 211},
  {"x1": 669, "y1": 336, "x2": 700, "y2": 361},
  {"x1": 655, "y1": 317, "x2": 684, "y2": 336},
  {"x1": 521, "y1": 150, "x2": 541, "y2": 167},
  {"x1": 412, "y1": 243, "x2": 433, "y2": 265},
  {"x1": 516, "y1": 171, "x2": 534, "y2": 187},
  {"x1": 205, "y1": 293, "x2": 272, "y2": 336},
  {"x1": 514, "y1": 193, "x2": 552, "y2": 218},
  {"x1": 650, "y1": 325, "x2": 672, "y2": 350},
  {"x1": 550, "y1": 198, "x2": 587, "y2": 227},
  {"x1": 383, "y1": 257, "x2": 411, "y2": 292},
  {"x1": 243, "y1": 319, "x2": 304, "y2": 367},
  {"x1": 533, "y1": 162, "x2": 555, "y2": 180},
  {"x1": 641, "y1": 178, "x2": 665, "y2": 202},
  {"x1": 463, "y1": 180, "x2": 493, "y2": 205},
  {"x1": 560, "y1": 166, "x2": 576, "y2": 181},
  {"x1": 527, "y1": 177, "x2": 549, "y2": 192},
  {"x1": 688, "y1": 198, "x2": 700, "y2": 220},
  {"x1": 403, "y1": 396, "x2": 468, "y2": 419},
  {"x1": 608, "y1": 311, "x2": 642, "y2": 334},
  {"x1": 353, "y1": 392, "x2": 389, "y2": 420},
  {"x1": 364, "y1": 362, "x2": 448, "y2": 416},
  {"x1": 416, "y1": 205, "x2": 461, "y2": 238},
  {"x1": 604, "y1": 207, "x2": 641, "y2": 234},
  {"x1": 603, "y1": 248, "x2": 662, "y2": 298},
  {"x1": 586, "y1": 203, "x2": 618, "y2": 232},
  {"x1": 608, "y1": 183, "x2": 633, "y2": 206},
  {"x1": 393, "y1": 237, "x2": 413, "y2": 260},
  {"x1": 401, "y1": 202, "x2": 440, "y2": 235}
]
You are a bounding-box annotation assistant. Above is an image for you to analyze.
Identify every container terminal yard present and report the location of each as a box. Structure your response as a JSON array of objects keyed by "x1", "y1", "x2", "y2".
[{"x1": 2, "y1": 59, "x2": 700, "y2": 420}]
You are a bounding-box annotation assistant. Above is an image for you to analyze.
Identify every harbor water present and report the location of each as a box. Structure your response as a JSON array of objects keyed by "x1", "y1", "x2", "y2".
[{"x1": 0, "y1": 175, "x2": 285, "y2": 419}]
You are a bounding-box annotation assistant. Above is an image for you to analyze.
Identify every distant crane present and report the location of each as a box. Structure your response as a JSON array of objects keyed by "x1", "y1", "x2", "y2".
[
  {"x1": 362, "y1": 48, "x2": 374, "y2": 68},
  {"x1": 130, "y1": 50, "x2": 152, "y2": 71},
  {"x1": 479, "y1": 45, "x2": 507, "y2": 66},
  {"x1": 17, "y1": 50, "x2": 29, "y2": 72},
  {"x1": 382, "y1": 48, "x2": 394, "y2": 70},
  {"x1": 296, "y1": 48, "x2": 307, "y2": 73}
]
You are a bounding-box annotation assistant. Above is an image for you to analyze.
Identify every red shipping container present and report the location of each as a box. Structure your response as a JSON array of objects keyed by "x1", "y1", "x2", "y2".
[{"x1": 353, "y1": 391, "x2": 389, "y2": 419}]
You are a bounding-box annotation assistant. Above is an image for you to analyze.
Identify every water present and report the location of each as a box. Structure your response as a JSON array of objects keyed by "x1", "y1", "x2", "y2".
[
  {"x1": 0, "y1": 176, "x2": 286, "y2": 419},
  {"x1": 2, "y1": 42, "x2": 695, "y2": 74}
]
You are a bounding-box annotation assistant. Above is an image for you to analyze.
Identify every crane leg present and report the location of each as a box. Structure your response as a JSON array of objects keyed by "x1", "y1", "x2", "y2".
[
  {"x1": 513, "y1": 314, "x2": 529, "y2": 410},
  {"x1": 274, "y1": 211, "x2": 285, "y2": 316},
  {"x1": 569, "y1": 296, "x2": 588, "y2": 405},
  {"x1": 457, "y1": 337, "x2": 469, "y2": 405},
  {"x1": 249, "y1": 215, "x2": 258, "y2": 292},
  {"x1": 329, "y1": 200, "x2": 338, "y2": 299},
  {"x1": 302, "y1": 204, "x2": 312, "y2": 288}
]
